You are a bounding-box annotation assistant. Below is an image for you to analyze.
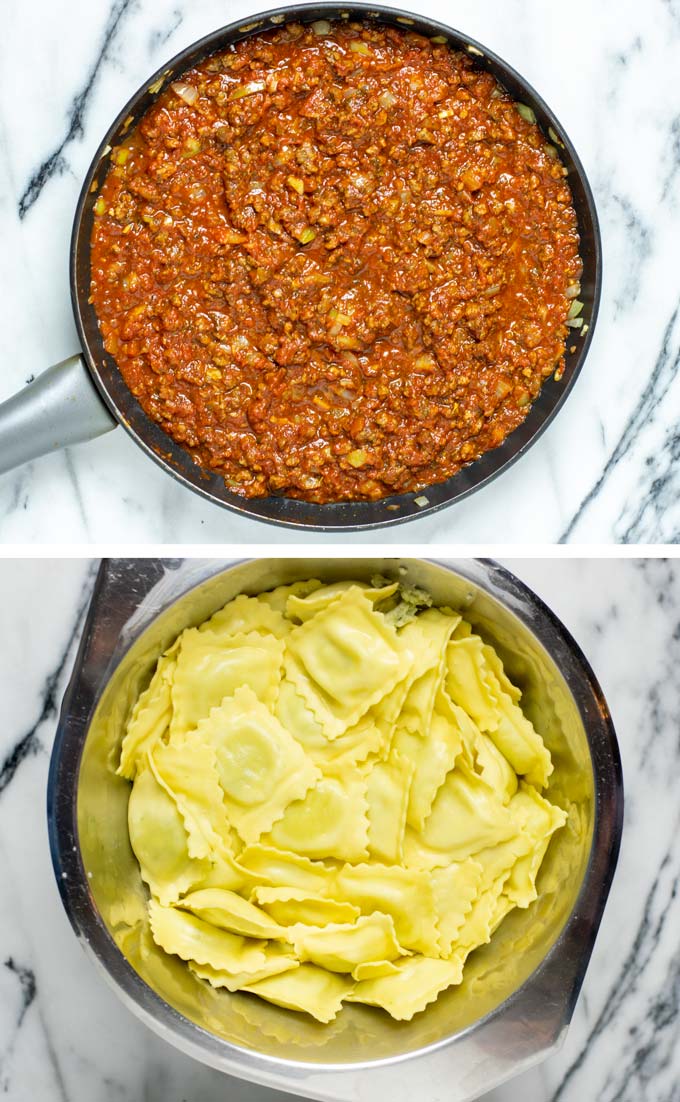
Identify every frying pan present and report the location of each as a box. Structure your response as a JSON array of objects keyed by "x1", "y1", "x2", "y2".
[{"x1": 0, "y1": 4, "x2": 602, "y2": 531}]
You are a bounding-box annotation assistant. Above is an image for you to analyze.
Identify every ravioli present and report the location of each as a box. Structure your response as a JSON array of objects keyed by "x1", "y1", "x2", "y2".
[
  {"x1": 275, "y1": 678, "x2": 383, "y2": 773},
  {"x1": 189, "y1": 945, "x2": 300, "y2": 991},
  {"x1": 286, "y1": 580, "x2": 399, "y2": 623},
  {"x1": 397, "y1": 609, "x2": 461, "y2": 734},
  {"x1": 264, "y1": 771, "x2": 369, "y2": 863},
  {"x1": 148, "y1": 900, "x2": 268, "y2": 974},
  {"x1": 252, "y1": 888, "x2": 360, "y2": 928},
  {"x1": 403, "y1": 765, "x2": 517, "y2": 867},
  {"x1": 347, "y1": 955, "x2": 465, "y2": 1020},
  {"x1": 194, "y1": 686, "x2": 320, "y2": 844},
  {"x1": 289, "y1": 913, "x2": 406, "y2": 974},
  {"x1": 128, "y1": 762, "x2": 208, "y2": 905},
  {"x1": 238, "y1": 844, "x2": 335, "y2": 895},
  {"x1": 199, "y1": 593, "x2": 291, "y2": 640},
  {"x1": 393, "y1": 693, "x2": 464, "y2": 831},
  {"x1": 432, "y1": 859, "x2": 484, "y2": 956},
  {"x1": 364, "y1": 750, "x2": 414, "y2": 863},
  {"x1": 118, "y1": 651, "x2": 176, "y2": 780},
  {"x1": 177, "y1": 888, "x2": 285, "y2": 939},
  {"x1": 285, "y1": 588, "x2": 413, "y2": 737},
  {"x1": 149, "y1": 733, "x2": 235, "y2": 861},
  {"x1": 242, "y1": 964, "x2": 353, "y2": 1023},
  {"x1": 123, "y1": 575, "x2": 566, "y2": 1024},
  {"x1": 170, "y1": 630, "x2": 284, "y2": 737},
  {"x1": 334, "y1": 863, "x2": 439, "y2": 955}
]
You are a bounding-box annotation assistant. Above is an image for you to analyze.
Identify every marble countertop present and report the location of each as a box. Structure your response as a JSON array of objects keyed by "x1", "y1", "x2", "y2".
[
  {"x1": 1, "y1": 556, "x2": 678, "y2": 1100},
  {"x1": 2, "y1": 0, "x2": 680, "y2": 544}
]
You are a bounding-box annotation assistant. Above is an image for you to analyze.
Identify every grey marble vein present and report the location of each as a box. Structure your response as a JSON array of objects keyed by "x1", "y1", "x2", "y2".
[
  {"x1": 0, "y1": 563, "x2": 96, "y2": 798},
  {"x1": 0, "y1": 959, "x2": 36, "y2": 1093},
  {"x1": 560, "y1": 302, "x2": 680, "y2": 542},
  {"x1": 148, "y1": 7, "x2": 183, "y2": 53},
  {"x1": 609, "y1": 193, "x2": 653, "y2": 316},
  {"x1": 549, "y1": 814, "x2": 680, "y2": 1101},
  {"x1": 18, "y1": 0, "x2": 136, "y2": 219}
]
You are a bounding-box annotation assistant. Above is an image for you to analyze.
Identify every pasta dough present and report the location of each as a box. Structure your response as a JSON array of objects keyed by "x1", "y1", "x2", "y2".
[
  {"x1": 193, "y1": 686, "x2": 320, "y2": 844},
  {"x1": 122, "y1": 575, "x2": 566, "y2": 1024}
]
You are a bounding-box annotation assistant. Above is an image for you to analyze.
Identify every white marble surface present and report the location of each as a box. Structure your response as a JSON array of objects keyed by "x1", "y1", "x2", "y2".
[
  {"x1": 0, "y1": 556, "x2": 678, "y2": 1101},
  {"x1": 1, "y1": 0, "x2": 680, "y2": 544}
]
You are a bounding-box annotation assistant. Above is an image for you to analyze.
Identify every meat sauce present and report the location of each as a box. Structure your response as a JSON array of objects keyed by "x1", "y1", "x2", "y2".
[{"x1": 90, "y1": 21, "x2": 582, "y2": 502}]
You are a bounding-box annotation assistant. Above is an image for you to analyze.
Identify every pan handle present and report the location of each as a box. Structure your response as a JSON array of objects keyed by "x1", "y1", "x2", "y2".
[{"x1": 0, "y1": 354, "x2": 117, "y2": 475}]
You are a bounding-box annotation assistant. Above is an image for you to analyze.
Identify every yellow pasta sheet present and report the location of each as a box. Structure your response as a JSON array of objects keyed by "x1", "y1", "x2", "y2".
[
  {"x1": 149, "y1": 734, "x2": 235, "y2": 861},
  {"x1": 289, "y1": 912, "x2": 407, "y2": 975},
  {"x1": 118, "y1": 651, "x2": 176, "y2": 780},
  {"x1": 148, "y1": 900, "x2": 268, "y2": 974},
  {"x1": 285, "y1": 589, "x2": 414, "y2": 737},
  {"x1": 347, "y1": 956, "x2": 464, "y2": 1020},
  {"x1": 264, "y1": 771, "x2": 369, "y2": 863},
  {"x1": 252, "y1": 888, "x2": 360, "y2": 928},
  {"x1": 194, "y1": 686, "x2": 320, "y2": 844},
  {"x1": 242, "y1": 964, "x2": 354, "y2": 1023},
  {"x1": 128, "y1": 763, "x2": 208, "y2": 905},
  {"x1": 171, "y1": 630, "x2": 284, "y2": 737},
  {"x1": 177, "y1": 888, "x2": 285, "y2": 939},
  {"x1": 364, "y1": 750, "x2": 414, "y2": 864}
]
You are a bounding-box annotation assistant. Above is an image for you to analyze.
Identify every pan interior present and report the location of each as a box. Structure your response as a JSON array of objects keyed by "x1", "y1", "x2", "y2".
[
  {"x1": 70, "y1": 4, "x2": 601, "y2": 531},
  {"x1": 76, "y1": 559, "x2": 594, "y2": 1065}
]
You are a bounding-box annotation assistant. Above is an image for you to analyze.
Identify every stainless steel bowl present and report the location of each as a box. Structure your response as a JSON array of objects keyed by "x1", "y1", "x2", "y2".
[{"x1": 48, "y1": 559, "x2": 623, "y2": 1102}]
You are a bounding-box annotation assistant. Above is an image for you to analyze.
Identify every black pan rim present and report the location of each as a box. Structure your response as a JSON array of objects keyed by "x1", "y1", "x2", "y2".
[{"x1": 70, "y1": 2, "x2": 603, "y2": 531}]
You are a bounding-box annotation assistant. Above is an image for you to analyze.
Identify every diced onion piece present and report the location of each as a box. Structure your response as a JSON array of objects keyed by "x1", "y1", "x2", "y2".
[
  {"x1": 516, "y1": 103, "x2": 537, "y2": 124},
  {"x1": 567, "y1": 299, "x2": 584, "y2": 320},
  {"x1": 349, "y1": 40, "x2": 371, "y2": 55},
  {"x1": 414, "y1": 495, "x2": 429, "y2": 507},
  {"x1": 566, "y1": 283, "x2": 581, "y2": 299},
  {"x1": 312, "y1": 19, "x2": 331, "y2": 34},
  {"x1": 431, "y1": 35, "x2": 447, "y2": 44},
  {"x1": 566, "y1": 318, "x2": 584, "y2": 329},
  {"x1": 379, "y1": 90, "x2": 397, "y2": 109},
  {"x1": 287, "y1": 175, "x2": 305, "y2": 195},
  {"x1": 296, "y1": 227, "x2": 316, "y2": 244},
  {"x1": 171, "y1": 81, "x2": 198, "y2": 105},
  {"x1": 229, "y1": 81, "x2": 266, "y2": 101},
  {"x1": 182, "y1": 136, "x2": 201, "y2": 157}
]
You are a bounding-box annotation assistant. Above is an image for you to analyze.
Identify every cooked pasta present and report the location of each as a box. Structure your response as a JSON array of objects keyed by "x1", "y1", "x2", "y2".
[{"x1": 121, "y1": 578, "x2": 567, "y2": 1022}]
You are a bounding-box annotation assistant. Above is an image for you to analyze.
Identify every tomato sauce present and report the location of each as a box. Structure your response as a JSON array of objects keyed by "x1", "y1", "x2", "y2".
[{"x1": 90, "y1": 21, "x2": 582, "y2": 502}]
